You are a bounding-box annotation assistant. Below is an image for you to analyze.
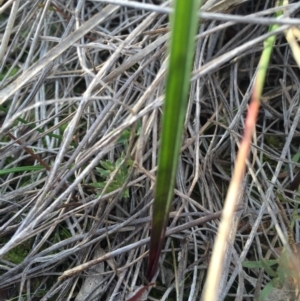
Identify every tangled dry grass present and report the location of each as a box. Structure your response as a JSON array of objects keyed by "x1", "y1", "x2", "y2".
[{"x1": 1, "y1": 0, "x2": 300, "y2": 300}]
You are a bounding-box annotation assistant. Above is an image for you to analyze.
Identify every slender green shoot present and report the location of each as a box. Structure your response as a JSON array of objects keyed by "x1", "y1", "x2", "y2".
[
  {"x1": 0, "y1": 165, "x2": 45, "y2": 175},
  {"x1": 146, "y1": 0, "x2": 201, "y2": 281},
  {"x1": 203, "y1": 2, "x2": 284, "y2": 300}
]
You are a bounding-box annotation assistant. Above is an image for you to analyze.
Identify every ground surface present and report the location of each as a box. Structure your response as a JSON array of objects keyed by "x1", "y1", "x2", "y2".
[{"x1": 1, "y1": 0, "x2": 300, "y2": 300}]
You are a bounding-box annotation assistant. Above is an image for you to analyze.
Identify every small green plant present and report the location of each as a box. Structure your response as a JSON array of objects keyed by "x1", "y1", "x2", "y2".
[
  {"x1": 0, "y1": 66, "x2": 19, "y2": 81},
  {"x1": 243, "y1": 259, "x2": 280, "y2": 300},
  {"x1": 2, "y1": 241, "x2": 31, "y2": 264},
  {"x1": 243, "y1": 249, "x2": 300, "y2": 301},
  {"x1": 89, "y1": 124, "x2": 140, "y2": 199},
  {"x1": 90, "y1": 154, "x2": 133, "y2": 198},
  {"x1": 117, "y1": 122, "x2": 141, "y2": 146}
]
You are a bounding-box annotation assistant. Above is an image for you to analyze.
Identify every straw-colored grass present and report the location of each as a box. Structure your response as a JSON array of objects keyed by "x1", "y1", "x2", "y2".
[{"x1": 1, "y1": 1, "x2": 300, "y2": 300}]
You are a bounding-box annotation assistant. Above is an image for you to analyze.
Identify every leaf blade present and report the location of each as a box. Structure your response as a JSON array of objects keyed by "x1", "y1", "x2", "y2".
[{"x1": 146, "y1": 0, "x2": 201, "y2": 281}]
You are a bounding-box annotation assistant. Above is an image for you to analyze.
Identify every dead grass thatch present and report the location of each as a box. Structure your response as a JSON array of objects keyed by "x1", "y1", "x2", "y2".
[{"x1": 1, "y1": 0, "x2": 300, "y2": 300}]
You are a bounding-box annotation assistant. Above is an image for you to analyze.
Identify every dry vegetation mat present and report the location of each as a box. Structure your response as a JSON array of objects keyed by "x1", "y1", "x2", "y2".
[{"x1": 1, "y1": 0, "x2": 300, "y2": 300}]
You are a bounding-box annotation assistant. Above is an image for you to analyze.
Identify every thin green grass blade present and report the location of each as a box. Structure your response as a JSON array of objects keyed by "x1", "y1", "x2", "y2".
[
  {"x1": 242, "y1": 259, "x2": 278, "y2": 269},
  {"x1": 0, "y1": 165, "x2": 45, "y2": 175},
  {"x1": 146, "y1": 0, "x2": 201, "y2": 281},
  {"x1": 253, "y1": 5, "x2": 282, "y2": 100}
]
